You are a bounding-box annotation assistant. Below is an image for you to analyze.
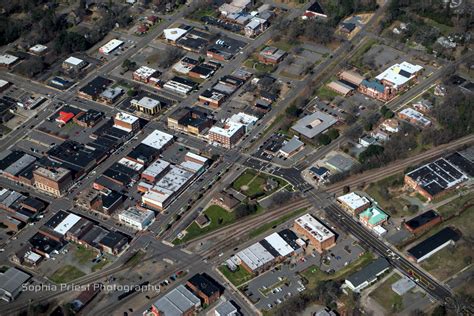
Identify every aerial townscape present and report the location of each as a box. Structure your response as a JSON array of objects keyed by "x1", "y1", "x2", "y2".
[{"x1": 0, "y1": 0, "x2": 473, "y2": 316}]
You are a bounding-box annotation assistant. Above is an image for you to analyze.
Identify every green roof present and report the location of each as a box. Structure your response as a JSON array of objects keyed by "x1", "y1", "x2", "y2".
[{"x1": 359, "y1": 206, "x2": 388, "y2": 225}]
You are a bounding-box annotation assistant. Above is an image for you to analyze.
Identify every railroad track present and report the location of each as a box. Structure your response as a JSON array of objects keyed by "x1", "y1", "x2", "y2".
[
  {"x1": 325, "y1": 134, "x2": 474, "y2": 194},
  {"x1": 184, "y1": 198, "x2": 311, "y2": 249}
]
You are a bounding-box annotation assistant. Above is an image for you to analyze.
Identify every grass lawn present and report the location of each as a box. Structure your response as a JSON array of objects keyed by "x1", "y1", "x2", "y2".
[
  {"x1": 248, "y1": 207, "x2": 308, "y2": 238},
  {"x1": 300, "y1": 252, "x2": 374, "y2": 289},
  {"x1": 369, "y1": 273, "x2": 403, "y2": 313},
  {"x1": 365, "y1": 173, "x2": 407, "y2": 217},
  {"x1": 316, "y1": 85, "x2": 341, "y2": 101},
  {"x1": 243, "y1": 57, "x2": 275, "y2": 73},
  {"x1": 175, "y1": 205, "x2": 236, "y2": 244},
  {"x1": 219, "y1": 265, "x2": 254, "y2": 287},
  {"x1": 233, "y1": 169, "x2": 258, "y2": 190},
  {"x1": 421, "y1": 242, "x2": 472, "y2": 281},
  {"x1": 50, "y1": 265, "x2": 85, "y2": 283},
  {"x1": 187, "y1": 7, "x2": 218, "y2": 20},
  {"x1": 436, "y1": 192, "x2": 474, "y2": 217},
  {"x1": 233, "y1": 169, "x2": 288, "y2": 199},
  {"x1": 270, "y1": 40, "x2": 297, "y2": 52},
  {"x1": 74, "y1": 245, "x2": 98, "y2": 265},
  {"x1": 423, "y1": 18, "x2": 454, "y2": 35}
]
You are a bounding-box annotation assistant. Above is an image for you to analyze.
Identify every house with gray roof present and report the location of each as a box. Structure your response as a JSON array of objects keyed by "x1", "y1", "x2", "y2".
[{"x1": 344, "y1": 257, "x2": 390, "y2": 292}]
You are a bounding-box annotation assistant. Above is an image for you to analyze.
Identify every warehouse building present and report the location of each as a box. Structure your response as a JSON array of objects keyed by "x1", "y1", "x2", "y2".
[
  {"x1": 404, "y1": 156, "x2": 469, "y2": 201},
  {"x1": 407, "y1": 227, "x2": 460, "y2": 263},
  {"x1": 151, "y1": 285, "x2": 201, "y2": 316}
]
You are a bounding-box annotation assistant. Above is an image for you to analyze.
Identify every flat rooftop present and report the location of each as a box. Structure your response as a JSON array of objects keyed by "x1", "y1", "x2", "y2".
[{"x1": 294, "y1": 214, "x2": 335, "y2": 242}]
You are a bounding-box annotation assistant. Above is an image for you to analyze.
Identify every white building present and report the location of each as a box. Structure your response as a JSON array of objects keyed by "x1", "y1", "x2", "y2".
[
  {"x1": 337, "y1": 192, "x2": 370, "y2": 215},
  {"x1": 399, "y1": 108, "x2": 432, "y2": 127},
  {"x1": 114, "y1": 112, "x2": 140, "y2": 132},
  {"x1": 264, "y1": 232, "x2": 294, "y2": 257},
  {"x1": 29, "y1": 44, "x2": 48, "y2": 55},
  {"x1": 228, "y1": 112, "x2": 259, "y2": 132},
  {"x1": 376, "y1": 62, "x2": 423, "y2": 88},
  {"x1": 118, "y1": 208, "x2": 155, "y2": 230},
  {"x1": 141, "y1": 159, "x2": 170, "y2": 182},
  {"x1": 141, "y1": 130, "x2": 174, "y2": 152},
  {"x1": 163, "y1": 79, "x2": 194, "y2": 95},
  {"x1": 53, "y1": 213, "x2": 82, "y2": 236},
  {"x1": 0, "y1": 54, "x2": 19, "y2": 67},
  {"x1": 99, "y1": 39, "x2": 124, "y2": 54},
  {"x1": 63, "y1": 56, "x2": 87, "y2": 71},
  {"x1": 131, "y1": 97, "x2": 161, "y2": 115},
  {"x1": 163, "y1": 28, "x2": 189, "y2": 42}
]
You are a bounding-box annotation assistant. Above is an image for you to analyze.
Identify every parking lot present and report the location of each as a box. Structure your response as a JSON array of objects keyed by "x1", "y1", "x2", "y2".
[{"x1": 244, "y1": 231, "x2": 365, "y2": 311}]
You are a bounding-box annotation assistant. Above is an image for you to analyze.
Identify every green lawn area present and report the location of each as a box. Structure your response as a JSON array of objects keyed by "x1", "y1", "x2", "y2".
[
  {"x1": 219, "y1": 265, "x2": 254, "y2": 287},
  {"x1": 248, "y1": 207, "x2": 307, "y2": 238},
  {"x1": 175, "y1": 205, "x2": 236, "y2": 244},
  {"x1": 73, "y1": 245, "x2": 98, "y2": 265},
  {"x1": 421, "y1": 242, "x2": 472, "y2": 281},
  {"x1": 232, "y1": 169, "x2": 289, "y2": 199},
  {"x1": 423, "y1": 18, "x2": 454, "y2": 35},
  {"x1": 316, "y1": 85, "x2": 341, "y2": 101},
  {"x1": 300, "y1": 252, "x2": 374, "y2": 289},
  {"x1": 187, "y1": 7, "x2": 218, "y2": 20},
  {"x1": 369, "y1": 274, "x2": 403, "y2": 313},
  {"x1": 243, "y1": 57, "x2": 275, "y2": 73},
  {"x1": 270, "y1": 40, "x2": 297, "y2": 52},
  {"x1": 437, "y1": 192, "x2": 474, "y2": 218},
  {"x1": 50, "y1": 265, "x2": 85, "y2": 284},
  {"x1": 365, "y1": 173, "x2": 408, "y2": 217}
]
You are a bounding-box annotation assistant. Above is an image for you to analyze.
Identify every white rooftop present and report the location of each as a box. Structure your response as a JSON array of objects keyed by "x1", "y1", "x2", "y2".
[
  {"x1": 180, "y1": 161, "x2": 203, "y2": 173},
  {"x1": 399, "y1": 108, "x2": 431, "y2": 126},
  {"x1": 141, "y1": 130, "x2": 174, "y2": 150},
  {"x1": 228, "y1": 112, "x2": 259, "y2": 127},
  {"x1": 337, "y1": 192, "x2": 370, "y2": 210},
  {"x1": 237, "y1": 242, "x2": 274, "y2": 271},
  {"x1": 115, "y1": 112, "x2": 139, "y2": 125},
  {"x1": 164, "y1": 28, "x2": 188, "y2": 42},
  {"x1": 295, "y1": 214, "x2": 335, "y2": 242},
  {"x1": 153, "y1": 165, "x2": 194, "y2": 193},
  {"x1": 132, "y1": 96, "x2": 161, "y2": 110},
  {"x1": 53, "y1": 213, "x2": 82, "y2": 236},
  {"x1": 0, "y1": 54, "x2": 19, "y2": 65},
  {"x1": 142, "y1": 159, "x2": 170, "y2": 178},
  {"x1": 185, "y1": 152, "x2": 208, "y2": 165},
  {"x1": 118, "y1": 157, "x2": 144, "y2": 171},
  {"x1": 29, "y1": 44, "x2": 48, "y2": 53},
  {"x1": 64, "y1": 56, "x2": 85, "y2": 66},
  {"x1": 0, "y1": 80, "x2": 9, "y2": 88},
  {"x1": 209, "y1": 121, "x2": 244, "y2": 138},
  {"x1": 119, "y1": 208, "x2": 154, "y2": 223},
  {"x1": 264, "y1": 232, "x2": 294, "y2": 257},
  {"x1": 376, "y1": 62, "x2": 423, "y2": 88},
  {"x1": 134, "y1": 66, "x2": 158, "y2": 78},
  {"x1": 100, "y1": 39, "x2": 124, "y2": 54}
]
